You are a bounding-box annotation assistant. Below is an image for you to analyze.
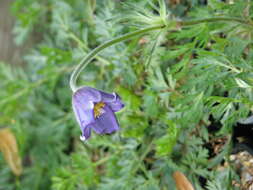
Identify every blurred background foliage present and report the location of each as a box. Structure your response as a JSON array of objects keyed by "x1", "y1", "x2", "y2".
[{"x1": 0, "y1": 0, "x2": 253, "y2": 189}]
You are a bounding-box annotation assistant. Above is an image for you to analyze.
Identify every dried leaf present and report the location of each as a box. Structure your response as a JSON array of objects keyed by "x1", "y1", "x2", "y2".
[
  {"x1": 0, "y1": 128, "x2": 22, "y2": 176},
  {"x1": 173, "y1": 171, "x2": 195, "y2": 190},
  {"x1": 168, "y1": 0, "x2": 180, "y2": 5}
]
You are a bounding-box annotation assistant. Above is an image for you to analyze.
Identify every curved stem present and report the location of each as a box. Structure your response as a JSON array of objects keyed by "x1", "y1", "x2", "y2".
[
  {"x1": 69, "y1": 25, "x2": 165, "y2": 92},
  {"x1": 70, "y1": 17, "x2": 252, "y2": 92}
]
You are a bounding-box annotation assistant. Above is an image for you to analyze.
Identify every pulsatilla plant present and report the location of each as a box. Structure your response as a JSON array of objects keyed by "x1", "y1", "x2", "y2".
[
  {"x1": 69, "y1": 0, "x2": 252, "y2": 143},
  {"x1": 2, "y1": 0, "x2": 253, "y2": 189}
]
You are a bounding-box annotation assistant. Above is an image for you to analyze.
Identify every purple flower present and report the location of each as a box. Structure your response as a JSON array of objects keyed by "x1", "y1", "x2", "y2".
[{"x1": 72, "y1": 86, "x2": 124, "y2": 141}]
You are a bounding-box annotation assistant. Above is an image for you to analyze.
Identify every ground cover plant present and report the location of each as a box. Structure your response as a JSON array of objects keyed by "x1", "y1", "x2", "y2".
[{"x1": 0, "y1": 0, "x2": 253, "y2": 189}]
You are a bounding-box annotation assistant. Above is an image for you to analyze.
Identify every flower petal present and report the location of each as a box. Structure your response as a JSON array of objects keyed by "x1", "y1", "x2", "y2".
[
  {"x1": 99, "y1": 90, "x2": 115, "y2": 102},
  {"x1": 99, "y1": 91, "x2": 124, "y2": 112},
  {"x1": 80, "y1": 125, "x2": 92, "y2": 141},
  {"x1": 92, "y1": 105, "x2": 120, "y2": 134},
  {"x1": 72, "y1": 86, "x2": 101, "y2": 134},
  {"x1": 107, "y1": 93, "x2": 125, "y2": 112},
  {"x1": 72, "y1": 95, "x2": 94, "y2": 124},
  {"x1": 74, "y1": 86, "x2": 102, "y2": 103}
]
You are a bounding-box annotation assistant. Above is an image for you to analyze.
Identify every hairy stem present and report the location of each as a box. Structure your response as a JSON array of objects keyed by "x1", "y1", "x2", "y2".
[
  {"x1": 179, "y1": 17, "x2": 252, "y2": 26},
  {"x1": 70, "y1": 17, "x2": 252, "y2": 92},
  {"x1": 69, "y1": 25, "x2": 165, "y2": 92}
]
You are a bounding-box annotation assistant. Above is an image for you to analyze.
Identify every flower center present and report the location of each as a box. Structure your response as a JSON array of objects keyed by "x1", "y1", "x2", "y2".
[{"x1": 94, "y1": 102, "x2": 105, "y2": 118}]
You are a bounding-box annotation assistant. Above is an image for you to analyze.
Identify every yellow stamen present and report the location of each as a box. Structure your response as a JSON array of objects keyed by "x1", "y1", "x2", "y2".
[{"x1": 94, "y1": 102, "x2": 105, "y2": 118}]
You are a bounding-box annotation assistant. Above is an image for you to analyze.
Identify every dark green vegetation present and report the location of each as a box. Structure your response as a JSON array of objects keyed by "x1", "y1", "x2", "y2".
[{"x1": 1, "y1": 0, "x2": 253, "y2": 189}]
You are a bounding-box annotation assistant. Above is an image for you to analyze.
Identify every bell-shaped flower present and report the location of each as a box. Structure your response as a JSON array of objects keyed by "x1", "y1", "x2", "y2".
[{"x1": 72, "y1": 86, "x2": 124, "y2": 141}]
